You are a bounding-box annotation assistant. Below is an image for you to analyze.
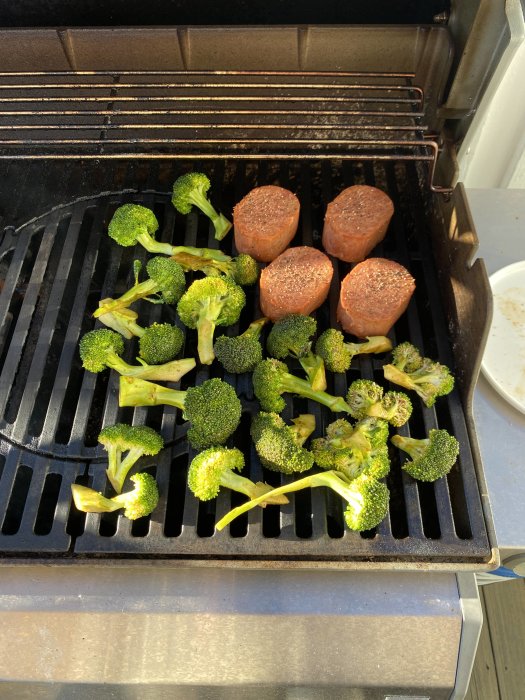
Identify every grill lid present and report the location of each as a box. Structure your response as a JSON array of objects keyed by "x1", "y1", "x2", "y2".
[{"x1": 0, "y1": 158, "x2": 493, "y2": 568}]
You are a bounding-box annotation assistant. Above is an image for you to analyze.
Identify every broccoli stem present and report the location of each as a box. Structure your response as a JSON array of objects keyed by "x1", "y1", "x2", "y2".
[
  {"x1": 348, "y1": 336, "x2": 393, "y2": 356},
  {"x1": 105, "y1": 354, "x2": 195, "y2": 382},
  {"x1": 391, "y1": 434, "x2": 426, "y2": 460},
  {"x1": 299, "y1": 351, "x2": 327, "y2": 392},
  {"x1": 93, "y1": 278, "x2": 160, "y2": 318},
  {"x1": 171, "y1": 246, "x2": 231, "y2": 264},
  {"x1": 97, "y1": 306, "x2": 145, "y2": 339},
  {"x1": 107, "y1": 447, "x2": 146, "y2": 494},
  {"x1": 196, "y1": 318, "x2": 217, "y2": 365},
  {"x1": 119, "y1": 376, "x2": 187, "y2": 409},
  {"x1": 383, "y1": 364, "x2": 416, "y2": 391},
  {"x1": 215, "y1": 471, "x2": 351, "y2": 531},
  {"x1": 290, "y1": 415, "x2": 316, "y2": 446},
  {"x1": 242, "y1": 317, "x2": 268, "y2": 340},
  {"x1": 218, "y1": 470, "x2": 287, "y2": 504},
  {"x1": 188, "y1": 191, "x2": 232, "y2": 241},
  {"x1": 281, "y1": 373, "x2": 351, "y2": 413},
  {"x1": 71, "y1": 484, "x2": 122, "y2": 513}
]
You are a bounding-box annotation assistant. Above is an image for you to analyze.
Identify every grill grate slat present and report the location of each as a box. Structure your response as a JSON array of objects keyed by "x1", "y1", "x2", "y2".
[{"x1": 0, "y1": 158, "x2": 491, "y2": 566}]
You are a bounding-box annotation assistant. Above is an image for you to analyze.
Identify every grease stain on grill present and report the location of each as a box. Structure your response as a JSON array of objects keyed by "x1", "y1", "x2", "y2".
[{"x1": 0, "y1": 160, "x2": 491, "y2": 565}]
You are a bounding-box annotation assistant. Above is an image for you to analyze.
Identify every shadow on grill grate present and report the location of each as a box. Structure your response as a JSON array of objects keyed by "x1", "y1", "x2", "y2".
[{"x1": 0, "y1": 158, "x2": 491, "y2": 566}]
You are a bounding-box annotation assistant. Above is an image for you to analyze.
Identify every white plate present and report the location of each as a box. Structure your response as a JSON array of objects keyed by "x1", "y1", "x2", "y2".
[{"x1": 481, "y1": 261, "x2": 525, "y2": 414}]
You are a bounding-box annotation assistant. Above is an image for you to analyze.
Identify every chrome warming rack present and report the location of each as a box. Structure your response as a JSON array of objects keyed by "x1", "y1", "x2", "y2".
[{"x1": 0, "y1": 70, "x2": 450, "y2": 192}]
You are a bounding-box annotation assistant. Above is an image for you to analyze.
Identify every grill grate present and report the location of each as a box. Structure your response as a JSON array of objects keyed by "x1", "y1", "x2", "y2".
[
  {"x1": 0, "y1": 159, "x2": 491, "y2": 566},
  {"x1": 0, "y1": 70, "x2": 449, "y2": 192}
]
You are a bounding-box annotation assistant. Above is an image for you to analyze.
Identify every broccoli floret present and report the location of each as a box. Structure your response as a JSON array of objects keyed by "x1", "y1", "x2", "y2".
[
  {"x1": 266, "y1": 314, "x2": 327, "y2": 391},
  {"x1": 97, "y1": 308, "x2": 185, "y2": 364},
  {"x1": 108, "y1": 203, "x2": 232, "y2": 262},
  {"x1": 79, "y1": 329, "x2": 195, "y2": 382},
  {"x1": 312, "y1": 417, "x2": 390, "y2": 481},
  {"x1": 171, "y1": 251, "x2": 259, "y2": 287},
  {"x1": 315, "y1": 329, "x2": 392, "y2": 373},
  {"x1": 98, "y1": 423, "x2": 164, "y2": 494},
  {"x1": 391, "y1": 429, "x2": 460, "y2": 482},
  {"x1": 250, "y1": 412, "x2": 316, "y2": 474},
  {"x1": 252, "y1": 359, "x2": 351, "y2": 414},
  {"x1": 214, "y1": 318, "x2": 268, "y2": 374},
  {"x1": 172, "y1": 172, "x2": 232, "y2": 241},
  {"x1": 177, "y1": 276, "x2": 246, "y2": 365},
  {"x1": 71, "y1": 472, "x2": 159, "y2": 520},
  {"x1": 187, "y1": 446, "x2": 288, "y2": 506},
  {"x1": 346, "y1": 379, "x2": 412, "y2": 427},
  {"x1": 215, "y1": 470, "x2": 389, "y2": 533},
  {"x1": 118, "y1": 376, "x2": 242, "y2": 450},
  {"x1": 94, "y1": 256, "x2": 186, "y2": 318},
  {"x1": 383, "y1": 342, "x2": 455, "y2": 407}
]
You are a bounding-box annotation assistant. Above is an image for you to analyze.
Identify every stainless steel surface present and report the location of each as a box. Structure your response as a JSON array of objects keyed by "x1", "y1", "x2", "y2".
[
  {"x1": 0, "y1": 566, "x2": 464, "y2": 698},
  {"x1": 468, "y1": 187, "x2": 525, "y2": 555}
]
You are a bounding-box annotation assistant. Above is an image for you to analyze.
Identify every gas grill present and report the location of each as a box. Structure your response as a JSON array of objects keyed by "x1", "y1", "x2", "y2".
[{"x1": 0, "y1": 2, "x2": 517, "y2": 698}]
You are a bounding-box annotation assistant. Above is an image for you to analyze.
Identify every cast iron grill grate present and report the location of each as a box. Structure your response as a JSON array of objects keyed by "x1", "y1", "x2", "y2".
[{"x1": 0, "y1": 158, "x2": 490, "y2": 565}]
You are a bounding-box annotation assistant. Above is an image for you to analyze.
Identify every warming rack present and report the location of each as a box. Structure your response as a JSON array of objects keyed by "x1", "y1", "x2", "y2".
[{"x1": 0, "y1": 69, "x2": 449, "y2": 192}]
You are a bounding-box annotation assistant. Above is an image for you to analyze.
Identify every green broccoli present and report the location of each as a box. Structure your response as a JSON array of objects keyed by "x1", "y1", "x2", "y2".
[
  {"x1": 94, "y1": 256, "x2": 186, "y2": 318},
  {"x1": 108, "y1": 203, "x2": 231, "y2": 262},
  {"x1": 214, "y1": 317, "x2": 268, "y2": 374},
  {"x1": 71, "y1": 472, "x2": 159, "y2": 520},
  {"x1": 97, "y1": 308, "x2": 184, "y2": 364},
  {"x1": 187, "y1": 446, "x2": 288, "y2": 506},
  {"x1": 391, "y1": 429, "x2": 460, "y2": 482},
  {"x1": 171, "y1": 251, "x2": 259, "y2": 286},
  {"x1": 98, "y1": 423, "x2": 164, "y2": 494},
  {"x1": 79, "y1": 329, "x2": 195, "y2": 382},
  {"x1": 177, "y1": 276, "x2": 246, "y2": 365},
  {"x1": 383, "y1": 342, "x2": 455, "y2": 407},
  {"x1": 215, "y1": 470, "x2": 390, "y2": 533},
  {"x1": 250, "y1": 412, "x2": 316, "y2": 474},
  {"x1": 119, "y1": 376, "x2": 242, "y2": 450},
  {"x1": 315, "y1": 329, "x2": 392, "y2": 373},
  {"x1": 252, "y1": 359, "x2": 351, "y2": 415},
  {"x1": 311, "y1": 417, "x2": 390, "y2": 481},
  {"x1": 172, "y1": 172, "x2": 232, "y2": 241},
  {"x1": 346, "y1": 379, "x2": 412, "y2": 427},
  {"x1": 266, "y1": 314, "x2": 326, "y2": 391}
]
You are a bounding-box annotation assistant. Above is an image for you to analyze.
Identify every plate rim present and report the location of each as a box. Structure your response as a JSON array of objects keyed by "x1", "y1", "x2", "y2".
[{"x1": 481, "y1": 260, "x2": 525, "y2": 414}]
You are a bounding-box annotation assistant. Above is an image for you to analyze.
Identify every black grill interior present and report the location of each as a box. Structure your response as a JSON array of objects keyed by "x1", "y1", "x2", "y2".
[{"x1": 0, "y1": 158, "x2": 490, "y2": 564}]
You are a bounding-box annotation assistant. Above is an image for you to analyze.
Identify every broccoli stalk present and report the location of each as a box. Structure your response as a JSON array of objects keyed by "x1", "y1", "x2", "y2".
[
  {"x1": 97, "y1": 307, "x2": 185, "y2": 364},
  {"x1": 79, "y1": 329, "x2": 195, "y2": 382},
  {"x1": 93, "y1": 256, "x2": 186, "y2": 318},
  {"x1": 177, "y1": 276, "x2": 246, "y2": 365},
  {"x1": 346, "y1": 379, "x2": 412, "y2": 427},
  {"x1": 98, "y1": 424, "x2": 164, "y2": 493},
  {"x1": 250, "y1": 412, "x2": 316, "y2": 474},
  {"x1": 214, "y1": 317, "x2": 268, "y2": 374},
  {"x1": 119, "y1": 376, "x2": 242, "y2": 450},
  {"x1": 71, "y1": 472, "x2": 159, "y2": 520},
  {"x1": 171, "y1": 251, "x2": 259, "y2": 286},
  {"x1": 315, "y1": 329, "x2": 392, "y2": 373},
  {"x1": 391, "y1": 429, "x2": 460, "y2": 481},
  {"x1": 108, "y1": 203, "x2": 230, "y2": 261},
  {"x1": 383, "y1": 342, "x2": 455, "y2": 407},
  {"x1": 187, "y1": 446, "x2": 288, "y2": 506},
  {"x1": 253, "y1": 359, "x2": 350, "y2": 414},
  {"x1": 172, "y1": 172, "x2": 232, "y2": 241},
  {"x1": 215, "y1": 470, "x2": 390, "y2": 533},
  {"x1": 311, "y1": 417, "x2": 390, "y2": 481},
  {"x1": 266, "y1": 314, "x2": 327, "y2": 391}
]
